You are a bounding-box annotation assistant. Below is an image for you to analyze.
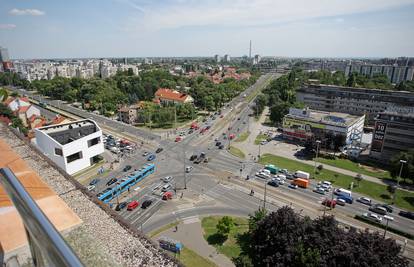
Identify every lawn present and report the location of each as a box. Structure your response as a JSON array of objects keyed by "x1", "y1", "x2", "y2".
[
  {"x1": 177, "y1": 247, "x2": 217, "y2": 267},
  {"x1": 316, "y1": 157, "x2": 392, "y2": 180},
  {"x1": 254, "y1": 134, "x2": 268, "y2": 145},
  {"x1": 259, "y1": 154, "x2": 414, "y2": 211},
  {"x1": 235, "y1": 131, "x2": 250, "y2": 142},
  {"x1": 201, "y1": 216, "x2": 249, "y2": 261},
  {"x1": 229, "y1": 146, "x2": 246, "y2": 159},
  {"x1": 148, "y1": 221, "x2": 180, "y2": 238}
]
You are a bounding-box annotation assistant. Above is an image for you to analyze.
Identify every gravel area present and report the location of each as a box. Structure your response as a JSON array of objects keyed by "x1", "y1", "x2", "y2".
[{"x1": 0, "y1": 124, "x2": 179, "y2": 267}]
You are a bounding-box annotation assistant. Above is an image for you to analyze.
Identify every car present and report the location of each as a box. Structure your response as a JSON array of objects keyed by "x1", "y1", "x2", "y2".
[
  {"x1": 336, "y1": 198, "x2": 346, "y2": 206},
  {"x1": 377, "y1": 204, "x2": 393, "y2": 213},
  {"x1": 357, "y1": 197, "x2": 372, "y2": 206},
  {"x1": 219, "y1": 144, "x2": 225, "y2": 149},
  {"x1": 267, "y1": 180, "x2": 279, "y2": 187},
  {"x1": 189, "y1": 155, "x2": 198, "y2": 161},
  {"x1": 399, "y1": 210, "x2": 414, "y2": 220},
  {"x1": 203, "y1": 157, "x2": 209, "y2": 163},
  {"x1": 362, "y1": 212, "x2": 382, "y2": 223},
  {"x1": 215, "y1": 141, "x2": 222, "y2": 146},
  {"x1": 320, "y1": 184, "x2": 331, "y2": 192},
  {"x1": 185, "y1": 166, "x2": 193, "y2": 173},
  {"x1": 142, "y1": 151, "x2": 149, "y2": 157},
  {"x1": 237, "y1": 117, "x2": 241, "y2": 120},
  {"x1": 322, "y1": 199, "x2": 336, "y2": 208},
  {"x1": 87, "y1": 185, "x2": 95, "y2": 191},
  {"x1": 123, "y1": 165, "x2": 132, "y2": 172},
  {"x1": 288, "y1": 184, "x2": 298, "y2": 189},
  {"x1": 369, "y1": 206, "x2": 387, "y2": 215},
  {"x1": 89, "y1": 178, "x2": 99, "y2": 186},
  {"x1": 175, "y1": 136, "x2": 183, "y2": 142},
  {"x1": 127, "y1": 200, "x2": 139, "y2": 211},
  {"x1": 255, "y1": 171, "x2": 270, "y2": 179},
  {"x1": 162, "y1": 183, "x2": 172, "y2": 192},
  {"x1": 279, "y1": 169, "x2": 289, "y2": 175},
  {"x1": 188, "y1": 129, "x2": 194, "y2": 134},
  {"x1": 106, "y1": 178, "x2": 118, "y2": 186},
  {"x1": 156, "y1": 148, "x2": 163, "y2": 153},
  {"x1": 313, "y1": 187, "x2": 326, "y2": 195},
  {"x1": 260, "y1": 140, "x2": 267, "y2": 145},
  {"x1": 147, "y1": 154, "x2": 156, "y2": 161},
  {"x1": 115, "y1": 202, "x2": 127, "y2": 211},
  {"x1": 141, "y1": 200, "x2": 153, "y2": 209},
  {"x1": 285, "y1": 173, "x2": 295, "y2": 180},
  {"x1": 162, "y1": 176, "x2": 173, "y2": 183},
  {"x1": 383, "y1": 215, "x2": 394, "y2": 221}
]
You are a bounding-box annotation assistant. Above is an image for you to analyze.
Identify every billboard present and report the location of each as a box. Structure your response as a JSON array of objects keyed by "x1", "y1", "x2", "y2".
[{"x1": 371, "y1": 122, "x2": 387, "y2": 153}]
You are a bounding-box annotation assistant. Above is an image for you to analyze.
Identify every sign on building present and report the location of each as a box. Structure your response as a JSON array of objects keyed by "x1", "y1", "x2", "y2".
[{"x1": 371, "y1": 122, "x2": 387, "y2": 152}]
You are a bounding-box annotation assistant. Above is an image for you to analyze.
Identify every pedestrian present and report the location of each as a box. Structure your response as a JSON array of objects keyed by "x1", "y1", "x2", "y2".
[{"x1": 175, "y1": 225, "x2": 178, "y2": 232}]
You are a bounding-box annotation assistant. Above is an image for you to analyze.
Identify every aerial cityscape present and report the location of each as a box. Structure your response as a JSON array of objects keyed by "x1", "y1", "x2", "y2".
[{"x1": 1, "y1": 1, "x2": 414, "y2": 267}]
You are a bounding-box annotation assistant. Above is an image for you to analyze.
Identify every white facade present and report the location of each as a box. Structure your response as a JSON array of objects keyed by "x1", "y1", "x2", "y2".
[
  {"x1": 35, "y1": 119, "x2": 104, "y2": 175},
  {"x1": 26, "y1": 105, "x2": 41, "y2": 119}
]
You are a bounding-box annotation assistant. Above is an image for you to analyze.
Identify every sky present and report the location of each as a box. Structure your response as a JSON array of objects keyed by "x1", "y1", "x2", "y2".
[{"x1": 1, "y1": 0, "x2": 414, "y2": 59}]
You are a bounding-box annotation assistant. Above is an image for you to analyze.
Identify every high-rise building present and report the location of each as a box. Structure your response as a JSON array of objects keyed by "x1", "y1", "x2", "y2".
[
  {"x1": 224, "y1": 54, "x2": 231, "y2": 63},
  {"x1": 0, "y1": 46, "x2": 12, "y2": 71},
  {"x1": 253, "y1": 54, "x2": 261, "y2": 65},
  {"x1": 214, "y1": 54, "x2": 221, "y2": 63}
]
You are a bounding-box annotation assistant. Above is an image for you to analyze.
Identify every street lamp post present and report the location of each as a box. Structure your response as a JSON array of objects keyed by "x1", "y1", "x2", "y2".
[
  {"x1": 314, "y1": 140, "x2": 321, "y2": 175},
  {"x1": 183, "y1": 148, "x2": 187, "y2": 189},
  {"x1": 383, "y1": 217, "x2": 390, "y2": 238},
  {"x1": 263, "y1": 180, "x2": 267, "y2": 209},
  {"x1": 397, "y1": 160, "x2": 407, "y2": 187}
]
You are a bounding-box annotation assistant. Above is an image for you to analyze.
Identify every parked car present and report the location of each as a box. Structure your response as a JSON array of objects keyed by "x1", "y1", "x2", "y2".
[
  {"x1": 141, "y1": 200, "x2": 153, "y2": 209},
  {"x1": 357, "y1": 197, "x2": 372, "y2": 206},
  {"x1": 185, "y1": 166, "x2": 193, "y2": 173},
  {"x1": 127, "y1": 201, "x2": 139, "y2": 211},
  {"x1": 156, "y1": 147, "x2": 163, "y2": 153},
  {"x1": 147, "y1": 154, "x2": 156, "y2": 161},
  {"x1": 362, "y1": 212, "x2": 382, "y2": 223},
  {"x1": 87, "y1": 185, "x2": 95, "y2": 191},
  {"x1": 189, "y1": 155, "x2": 198, "y2": 161},
  {"x1": 115, "y1": 202, "x2": 127, "y2": 211},
  {"x1": 175, "y1": 136, "x2": 183, "y2": 142},
  {"x1": 216, "y1": 141, "x2": 222, "y2": 146},
  {"x1": 162, "y1": 183, "x2": 172, "y2": 192},
  {"x1": 260, "y1": 140, "x2": 267, "y2": 145},
  {"x1": 106, "y1": 178, "x2": 117, "y2": 186},
  {"x1": 89, "y1": 179, "x2": 99, "y2": 186},
  {"x1": 369, "y1": 205, "x2": 387, "y2": 215},
  {"x1": 219, "y1": 144, "x2": 225, "y2": 149},
  {"x1": 123, "y1": 165, "x2": 132, "y2": 172},
  {"x1": 267, "y1": 180, "x2": 279, "y2": 187},
  {"x1": 399, "y1": 210, "x2": 414, "y2": 220},
  {"x1": 142, "y1": 151, "x2": 149, "y2": 157},
  {"x1": 162, "y1": 176, "x2": 173, "y2": 183}
]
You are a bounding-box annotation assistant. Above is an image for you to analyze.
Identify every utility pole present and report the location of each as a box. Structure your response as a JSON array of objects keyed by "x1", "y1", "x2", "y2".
[
  {"x1": 183, "y1": 147, "x2": 187, "y2": 189},
  {"x1": 174, "y1": 106, "x2": 177, "y2": 129},
  {"x1": 383, "y1": 218, "x2": 390, "y2": 238},
  {"x1": 263, "y1": 180, "x2": 267, "y2": 209},
  {"x1": 314, "y1": 140, "x2": 321, "y2": 176}
]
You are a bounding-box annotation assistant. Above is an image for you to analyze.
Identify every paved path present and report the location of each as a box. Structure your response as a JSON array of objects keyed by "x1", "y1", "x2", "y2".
[
  {"x1": 232, "y1": 108, "x2": 403, "y2": 189},
  {"x1": 153, "y1": 218, "x2": 234, "y2": 267}
]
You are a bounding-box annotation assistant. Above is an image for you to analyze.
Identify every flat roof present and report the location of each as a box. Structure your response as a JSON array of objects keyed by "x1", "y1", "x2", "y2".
[
  {"x1": 285, "y1": 109, "x2": 363, "y2": 127},
  {"x1": 36, "y1": 119, "x2": 99, "y2": 145}
]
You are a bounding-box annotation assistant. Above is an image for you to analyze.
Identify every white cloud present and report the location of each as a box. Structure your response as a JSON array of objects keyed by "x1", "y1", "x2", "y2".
[
  {"x1": 0, "y1": 24, "x2": 16, "y2": 29},
  {"x1": 124, "y1": 0, "x2": 414, "y2": 31},
  {"x1": 335, "y1": 18, "x2": 345, "y2": 23},
  {"x1": 9, "y1": 8, "x2": 45, "y2": 16}
]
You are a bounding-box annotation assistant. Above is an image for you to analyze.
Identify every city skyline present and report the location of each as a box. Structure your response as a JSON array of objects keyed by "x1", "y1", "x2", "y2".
[{"x1": 0, "y1": 0, "x2": 414, "y2": 59}]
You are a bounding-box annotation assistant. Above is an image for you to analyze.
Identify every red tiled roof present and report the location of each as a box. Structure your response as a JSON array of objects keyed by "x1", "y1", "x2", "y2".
[
  {"x1": 17, "y1": 105, "x2": 30, "y2": 113},
  {"x1": 19, "y1": 97, "x2": 30, "y2": 103},
  {"x1": 29, "y1": 114, "x2": 37, "y2": 123},
  {"x1": 51, "y1": 116, "x2": 66, "y2": 125},
  {"x1": 154, "y1": 88, "x2": 189, "y2": 103}
]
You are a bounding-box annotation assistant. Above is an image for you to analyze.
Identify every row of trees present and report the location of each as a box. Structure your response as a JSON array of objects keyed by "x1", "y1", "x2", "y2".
[
  {"x1": 0, "y1": 70, "x2": 258, "y2": 116},
  {"x1": 390, "y1": 149, "x2": 414, "y2": 184},
  {"x1": 235, "y1": 207, "x2": 408, "y2": 267}
]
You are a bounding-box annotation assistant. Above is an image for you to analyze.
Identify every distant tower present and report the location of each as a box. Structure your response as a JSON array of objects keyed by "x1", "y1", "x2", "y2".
[{"x1": 249, "y1": 40, "x2": 252, "y2": 59}]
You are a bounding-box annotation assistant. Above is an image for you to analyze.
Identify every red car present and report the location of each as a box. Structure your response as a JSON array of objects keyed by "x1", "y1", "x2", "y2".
[
  {"x1": 175, "y1": 136, "x2": 182, "y2": 142},
  {"x1": 162, "y1": 191, "x2": 173, "y2": 200},
  {"x1": 127, "y1": 200, "x2": 139, "y2": 210},
  {"x1": 322, "y1": 199, "x2": 336, "y2": 208},
  {"x1": 229, "y1": 134, "x2": 235, "y2": 140}
]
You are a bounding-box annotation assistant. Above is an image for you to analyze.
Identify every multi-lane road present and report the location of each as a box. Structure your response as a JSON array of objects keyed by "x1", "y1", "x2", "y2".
[{"x1": 8, "y1": 74, "x2": 414, "y2": 253}]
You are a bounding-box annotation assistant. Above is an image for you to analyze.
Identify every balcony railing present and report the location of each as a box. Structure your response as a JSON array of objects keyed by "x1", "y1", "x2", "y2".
[{"x1": 0, "y1": 167, "x2": 83, "y2": 267}]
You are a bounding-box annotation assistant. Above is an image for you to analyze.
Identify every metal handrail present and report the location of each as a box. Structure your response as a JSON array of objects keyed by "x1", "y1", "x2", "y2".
[{"x1": 0, "y1": 168, "x2": 83, "y2": 267}]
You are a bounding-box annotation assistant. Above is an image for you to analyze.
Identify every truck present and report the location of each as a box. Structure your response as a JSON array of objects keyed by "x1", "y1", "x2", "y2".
[
  {"x1": 294, "y1": 170, "x2": 310, "y2": 179},
  {"x1": 265, "y1": 164, "x2": 280, "y2": 175},
  {"x1": 292, "y1": 178, "x2": 309, "y2": 188}
]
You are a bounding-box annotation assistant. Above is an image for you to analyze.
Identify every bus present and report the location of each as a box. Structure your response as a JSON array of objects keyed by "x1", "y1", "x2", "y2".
[
  {"x1": 265, "y1": 164, "x2": 279, "y2": 175},
  {"x1": 98, "y1": 163, "x2": 155, "y2": 203}
]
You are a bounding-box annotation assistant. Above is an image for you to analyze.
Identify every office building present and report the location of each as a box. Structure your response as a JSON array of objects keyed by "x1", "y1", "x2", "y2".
[
  {"x1": 0, "y1": 46, "x2": 12, "y2": 71},
  {"x1": 34, "y1": 119, "x2": 104, "y2": 175},
  {"x1": 296, "y1": 84, "x2": 414, "y2": 123},
  {"x1": 214, "y1": 54, "x2": 221, "y2": 63},
  {"x1": 282, "y1": 108, "x2": 365, "y2": 148},
  {"x1": 224, "y1": 54, "x2": 231, "y2": 62},
  {"x1": 253, "y1": 54, "x2": 261, "y2": 65},
  {"x1": 370, "y1": 109, "x2": 414, "y2": 161}
]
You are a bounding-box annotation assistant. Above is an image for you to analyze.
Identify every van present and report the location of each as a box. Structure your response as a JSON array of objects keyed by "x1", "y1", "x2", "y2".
[
  {"x1": 369, "y1": 205, "x2": 387, "y2": 215},
  {"x1": 335, "y1": 188, "x2": 352, "y2": 197},
  {"x1": 162, "y1": 184, "x2": 172, "y2": 192}
]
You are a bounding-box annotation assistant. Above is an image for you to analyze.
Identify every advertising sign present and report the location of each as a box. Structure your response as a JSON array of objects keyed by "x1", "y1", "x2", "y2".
[
  {"x1": 283, "y1": 117, "x2": 326, "y2": 131},
  {"x1": 371, "y1": 122, "x2": 387, "y2": 153}
]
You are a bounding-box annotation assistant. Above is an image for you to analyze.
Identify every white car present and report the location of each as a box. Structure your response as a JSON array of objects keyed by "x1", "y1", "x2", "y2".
[
  {"x1": 336, "y1": 198, "x2": 346, "y2": 206},
  {"x1": 383, "y1": 215, "x2": 394, "y2": 221},
  {"x1": 358, "y1": 197, "x2": 372, "y2": 206},
  {"x1": 363, "y1": 212, "x2": 382, "y2": 223},
  {"x1": 162, "y1": 176, "x2": 173, "y2": 183},
  {"x1": 255, "y1": 172, "x2": 270, "y2": 179},
  {"x1": 260, "y1": 140, "x2": 267, "y2": 145},
  {"x1": 87, "y1": 185, "x2": 95, "y2": 191},
  {"x1": 185, "y1": 166, "x2": 193, "y2": 173}
]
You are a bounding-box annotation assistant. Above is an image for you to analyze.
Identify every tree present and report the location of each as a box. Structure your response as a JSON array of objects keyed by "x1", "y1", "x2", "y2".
[
  {"x1": 269, "y1": 102, "x2": 290, "y2": 124},
  {"x1": 389, "y1": 150, "x2": 414, "y2": 184},
  {"x1": 248, "y1": 208, "x2": 267, "y2": 232},
  {"x1": 253, "y1": 94, "x2": 267, "y2": 117},
  {"x1": 216, "y1": 216, "x2": 234, "y2": 237}
]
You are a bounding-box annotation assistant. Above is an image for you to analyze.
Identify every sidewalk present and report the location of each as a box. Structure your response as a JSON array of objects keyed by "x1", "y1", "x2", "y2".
[
  {"x1": 154, "y1": 219, "x2": 234, "y2": 267},
  {"x1": 232, "y1": 108, "x2": 400, "y2": 189}
]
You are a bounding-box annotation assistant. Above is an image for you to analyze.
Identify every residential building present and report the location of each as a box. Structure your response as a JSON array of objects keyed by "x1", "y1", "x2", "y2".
[
  {"x1": 224, "y1": 54, "x2": 231, "y2": 62},
  {"x1": 214, "y1": 54, "x2": 221, "y2": 63},
  {"x1": 34, "y1": 119, "x2": 104, "y2": 175},
  {"x1": 296, "y1": 84, "x2": 414, "y2": 123},
  {"x1": 0, "y1": 46, "x2": 12, "y2": 71},
  {"x1": 282, "y1": 108, "x2": 365, "y2": 148},
  {"x1": 118, "y1": 104, "x2": 139, "y2": 124},
  {"x1": 253, "y1": 54, "x2": 261, "y2": 65},
  {"x1": 154, "y1": 88, "x2": 194, "y2": 105},
  {"x1": 370, "y1": 109, "x2": 414, "y2": 161}
]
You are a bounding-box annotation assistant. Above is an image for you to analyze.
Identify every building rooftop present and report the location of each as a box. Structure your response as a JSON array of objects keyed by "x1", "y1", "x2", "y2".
[
  {"x1": 286, "y1": 108, "x2": 363, "y2": 127},
  {"x1": 301, "y1": 83, "x2": 414, "y2": 95},
  {"x1": 36, "y1": 119, "x2": 99, "y2": 145},
  {"x1": 154, "y1": 88, "x2": 191, "y2": 103}
]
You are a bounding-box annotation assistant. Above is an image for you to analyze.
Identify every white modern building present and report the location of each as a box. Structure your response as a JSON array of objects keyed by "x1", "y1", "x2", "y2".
[{"x1": 34, "y1": 119, "x2": 104, "y2": 175}]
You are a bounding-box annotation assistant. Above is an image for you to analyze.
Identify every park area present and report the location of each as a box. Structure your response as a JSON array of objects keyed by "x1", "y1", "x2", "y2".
[{"x1": 259, "y1": 154, "x2": 414, "y2": 211}]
